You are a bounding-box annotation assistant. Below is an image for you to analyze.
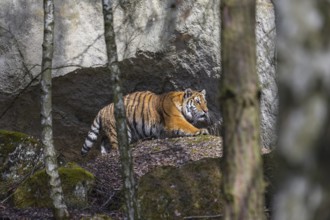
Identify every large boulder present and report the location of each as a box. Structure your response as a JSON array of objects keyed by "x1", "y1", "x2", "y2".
[
  {"x1": 83, "y1": 135, "x2": 274, "y2": 219},
  {"x1": 0, "y1": 0, "x2": 277, "y2": 155},
  {"x1": 138, "y1": 158, "x2": 223, "y2": 219},
  {"x1": 137, "y1": 149, "x2": 275, "y2": 220},
  {"x1": 0, "y1": 0, "x2": 106, "y2": 91}
]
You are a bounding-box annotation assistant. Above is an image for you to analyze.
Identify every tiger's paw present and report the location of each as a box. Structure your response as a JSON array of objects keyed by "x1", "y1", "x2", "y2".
[{"x1": 194, "y1": 128, "x2": 209, "y2": 136}]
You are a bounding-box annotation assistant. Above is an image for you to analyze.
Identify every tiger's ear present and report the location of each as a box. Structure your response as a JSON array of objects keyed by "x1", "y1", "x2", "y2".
[
  {"x1": 184, "y1": 88, "x2": 193, "y2": 99},
  {"x1": 201, "y1": 89, "x2": 206, "y2": 96}
]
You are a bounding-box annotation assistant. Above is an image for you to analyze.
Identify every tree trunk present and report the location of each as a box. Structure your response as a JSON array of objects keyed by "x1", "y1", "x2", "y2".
[
  {"x1": 102, "y1": 0, "x2": 140, "y2": 219},
  {"x1": 41, "y1": 0, "x2": 69, "y2": 219},
  {"x1": 273, "y1": 1, "x2": 330, "y2": 220},
  {"x1": 220, "y1": 0, "x2": 265, "y2": 219}
]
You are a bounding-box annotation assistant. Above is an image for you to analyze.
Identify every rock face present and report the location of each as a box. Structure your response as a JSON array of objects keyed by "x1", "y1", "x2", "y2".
[
  {"x1": 0, "y1": 0, "x2": 106, "y2": 91},
  {"x1": 0, "y1": 0, "x2": 276, "y2": 152}
]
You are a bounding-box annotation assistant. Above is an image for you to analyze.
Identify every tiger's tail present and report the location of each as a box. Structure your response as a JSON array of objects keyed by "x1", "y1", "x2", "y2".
[{"x1": 81, "y1": 112, "x2": 102, "y2": 156}]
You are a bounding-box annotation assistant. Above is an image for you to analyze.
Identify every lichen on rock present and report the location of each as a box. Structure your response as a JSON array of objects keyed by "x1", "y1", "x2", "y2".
[{"x1": 0, "y1": 130, "x2": 43, "y2": 200}]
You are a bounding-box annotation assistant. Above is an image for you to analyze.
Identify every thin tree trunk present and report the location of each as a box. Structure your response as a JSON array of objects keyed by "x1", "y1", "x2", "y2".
[
  {"x1": 273, "y1": 1, "x2": 330, "y2": 220},
  {"x1": 220, "y1": 0, "x2": 265, "y2": 219},
  {"x1": 41, "y1": 0, "x2": 69, "y2": 219},
  {"x1": 102, "y1": 0, "x2": 140, "y2": 219}
]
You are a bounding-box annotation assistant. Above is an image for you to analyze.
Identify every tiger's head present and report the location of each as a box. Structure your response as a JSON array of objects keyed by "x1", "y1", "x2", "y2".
[{"x1": 182, "y1": 88, "x2": 210, "y2": 124}]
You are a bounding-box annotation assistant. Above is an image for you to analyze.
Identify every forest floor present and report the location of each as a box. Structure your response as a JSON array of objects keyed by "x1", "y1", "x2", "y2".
[
  {"x1": 0, "y1": 136, "x2": 227, "y2": 219},
  {"x1": 0, "y1": 205, "x2": 124, "y2": 220},
  {"x1": 0, "y1": 135, "x2": 272, "y2": 219}
]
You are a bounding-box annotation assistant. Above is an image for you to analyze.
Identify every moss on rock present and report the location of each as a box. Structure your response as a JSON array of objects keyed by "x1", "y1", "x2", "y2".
[
  {"x1": 137, "y1": 158, "x2": 223, "y2": 219},
  {"x1": 0, "y1": 130, "x2": 39, "y2": 165},
  {"x1": 14, "y1": 162, "x2": 95, "y2": 208},
  {"x1": 0, "y1": 130, "x2": 43, "y2": 200}
]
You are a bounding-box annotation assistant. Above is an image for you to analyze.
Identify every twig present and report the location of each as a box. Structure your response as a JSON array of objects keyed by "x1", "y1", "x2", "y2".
[{"x1": 101, "y1": 191, "x2": 116, "y2": 208}]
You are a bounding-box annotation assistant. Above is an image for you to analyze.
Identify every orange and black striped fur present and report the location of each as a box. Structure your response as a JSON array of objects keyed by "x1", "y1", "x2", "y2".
[{"x1": 81, "y1": 88, "x2": 210, "y2": 156}]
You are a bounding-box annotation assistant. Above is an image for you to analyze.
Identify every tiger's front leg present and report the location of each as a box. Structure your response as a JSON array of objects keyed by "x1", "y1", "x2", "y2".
[
  {"x1": 173, "y1": 128, "x2": 209, "y2": 137},
  {"x1": 193, "y1": 128, "x2": 209, "y2": 135},
  {"x1": 165, "y1": 118, "x2": 209, "y2": 137}
]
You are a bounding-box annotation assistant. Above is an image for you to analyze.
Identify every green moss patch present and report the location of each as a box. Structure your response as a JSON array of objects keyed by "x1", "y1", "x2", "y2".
[
  {"x1": 14, "y1": 162, "x2": 95, "y2": 209},
  {"x1": 137, "y1": 158, "x2": 223, "y2": 219}
]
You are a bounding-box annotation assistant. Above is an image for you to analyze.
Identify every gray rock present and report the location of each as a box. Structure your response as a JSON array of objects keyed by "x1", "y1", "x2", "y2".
[
  {"x1": 0, "y1": 131, "x2": 43, "y2": 182},
  {"x1": 0, "y1": 130, "x2": 43, "y2": 199},
  {"x1": 0, "y1": 0, "x2": 106, "y2": 95}
]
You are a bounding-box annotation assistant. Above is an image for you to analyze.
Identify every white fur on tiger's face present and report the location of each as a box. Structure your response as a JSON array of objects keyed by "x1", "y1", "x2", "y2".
[
  {"x1": 182, "y1": 89, "x2": 209, "y2": 124},
  {"x1": 81, "y1": 88, "x2": 210, "y2": 156}
]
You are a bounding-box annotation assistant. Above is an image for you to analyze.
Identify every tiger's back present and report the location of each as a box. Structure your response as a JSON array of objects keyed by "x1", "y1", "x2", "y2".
[
  {"x1": 101, "y1": 91, "x2": 163, "y2": 147},
  {"x1": 81, "y1": 89, "x2": 209, "y2": 156}
]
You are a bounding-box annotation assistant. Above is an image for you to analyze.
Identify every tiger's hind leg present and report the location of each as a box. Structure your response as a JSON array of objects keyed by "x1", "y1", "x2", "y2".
[
  {"x1": 103, "y1": 114, "x2": 132, "y2": 156},
  {"x1": 103, "y1": 126, "x2": 120, "y2": 156},
  {"x1": 100, "y1": 125, "x2": 132, "y2": 155},
  {"x1": 100, "y1": 136, "x2": 111, "y2": 155}
]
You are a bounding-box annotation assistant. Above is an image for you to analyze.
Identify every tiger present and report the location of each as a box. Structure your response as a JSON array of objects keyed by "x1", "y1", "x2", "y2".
[{"x1": 81, "y1": 88, "x2": 210, "y2": 156}]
